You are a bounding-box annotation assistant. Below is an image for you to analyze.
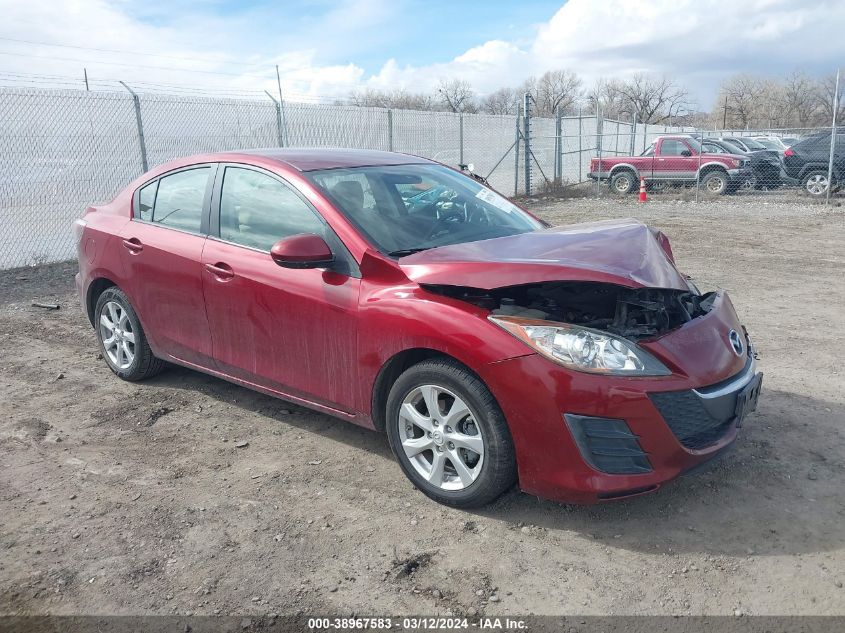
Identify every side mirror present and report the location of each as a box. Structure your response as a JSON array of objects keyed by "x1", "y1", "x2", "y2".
[
  {"x1": 270, "y1": 233, "x2": 334, "y2": 269},
  {"x1": 681, "y1": 150, "x2": 692, "y2": 157}
]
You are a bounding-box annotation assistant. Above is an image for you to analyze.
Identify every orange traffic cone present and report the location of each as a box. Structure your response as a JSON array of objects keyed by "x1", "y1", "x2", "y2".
[{"x1": 638, "y1": 177, "x2": 648, "y2": 203}]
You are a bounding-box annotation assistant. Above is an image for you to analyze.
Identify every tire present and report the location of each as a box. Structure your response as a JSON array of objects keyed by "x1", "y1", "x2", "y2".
[
  {"x1": 609, "y1": 170, "x2": 637, "y2": 195},
  {"x1": 700, "y1": 170, "x2": 729, "y2": 195},
  {"x1": 94, "y1": 287, "x2": 165, "y2": 381},
  {"x1": 803, "y1": 170, "x2": 833, "y2": 198},
  {"x1": 385, "y1": 359, "x2": 517, "y2": 508}
]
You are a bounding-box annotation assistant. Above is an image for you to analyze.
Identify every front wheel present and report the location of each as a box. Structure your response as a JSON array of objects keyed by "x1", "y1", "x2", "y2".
[
  {"x1": 700, "y1": 171, "x2": 729, "y2": 195},
  {"x1": 385, "y1": 359, "x2": 517, "y2": 508},
  {"x1": 609, "y1": 171, "x2": 637, "y2": 195}
]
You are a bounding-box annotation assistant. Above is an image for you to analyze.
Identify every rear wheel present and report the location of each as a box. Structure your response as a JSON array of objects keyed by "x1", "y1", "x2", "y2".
[
  {"x1": 609, "y1": 170, "x2": 637, "y2": 195},
  {"x1": 385, "y1": 359, "x2": 516, "y2": 508},
  {"x1": 700, "y1": 170, "x2": 729, "y2": 195},
  {"x1": 95, "y1": 287, "x2": 165, "y2": 381},
  {"x1": 803, "y1": 170, "x2": 833, "y2": 197}
]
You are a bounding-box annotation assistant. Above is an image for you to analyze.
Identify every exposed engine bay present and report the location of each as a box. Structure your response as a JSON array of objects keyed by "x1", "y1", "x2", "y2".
[{"x1": 425, "y1": 281, "x2": 717, "y2": 340}]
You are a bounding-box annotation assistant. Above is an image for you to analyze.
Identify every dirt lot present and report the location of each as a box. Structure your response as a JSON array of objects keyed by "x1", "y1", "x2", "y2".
[{"x1": 1, "y1": 194, "x2": 844, "y2": 618}]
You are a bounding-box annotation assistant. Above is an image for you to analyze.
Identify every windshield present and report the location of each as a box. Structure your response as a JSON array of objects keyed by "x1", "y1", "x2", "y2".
[
  {"x1": 683, "y1": 137, "x2": 703, "y2": 154},
  {"x1": 736, "y1": 137, "x2": 767, "y2": 150},
  {"x1": 755, "y1": 139, "x2": 781, "y2": 150},
  {"x1": 307, "y1": 164, "x2": 543, "y2": 256},
  {"x1": 721, "y1": 139, "x2": 748, "y2": 154}
]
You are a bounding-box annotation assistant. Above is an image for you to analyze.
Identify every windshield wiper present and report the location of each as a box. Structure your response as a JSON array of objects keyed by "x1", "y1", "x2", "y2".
[{"x1": 387, "y1": 247, "x2": 431, "y2": 257}]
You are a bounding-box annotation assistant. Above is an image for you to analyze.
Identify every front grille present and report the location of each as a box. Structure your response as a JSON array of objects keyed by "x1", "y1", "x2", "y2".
[{"x1": 649, "y1": 389, "x2": 735, "y2": 450}]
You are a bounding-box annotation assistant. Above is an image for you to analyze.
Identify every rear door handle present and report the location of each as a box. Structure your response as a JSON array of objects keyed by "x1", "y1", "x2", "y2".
[
  {"x1": 204, "y1": 262, "x2": 235, "y2": 280},
  {"x1": 122, "y1": 238, "x2": 143, "y2": 253}
]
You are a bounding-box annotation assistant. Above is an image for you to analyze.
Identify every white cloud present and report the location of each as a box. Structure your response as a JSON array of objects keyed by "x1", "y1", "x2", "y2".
[{"x1": 1, "y1": 0, "x2": 844, "y2": 106}]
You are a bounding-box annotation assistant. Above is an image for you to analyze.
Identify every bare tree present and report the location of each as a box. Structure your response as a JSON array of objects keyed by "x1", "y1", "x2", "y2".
[
  {"x1": 606, "y1": 74, "x2": 691, "y2": 124},
  {"x1": 585, "y1": 78, "x2": 628, "y2": 120},
  {"x1": 715, "y1": 74, "x2": 766, "y2": 128},
  {"x1": 437, "y1": 79, "x2": 477, "y2": 113},
  {"x1": 524, "y1": 69, "x2": 583, "y2": 117},
  {"x1": 480, "y1": 86, "x2": 520, "y2": 115},
  {"x1": 348, "y1": 88, "x2": 434, "y2": 111},
  {"x1": 778, "y1": 71, "x2": 819, "y2": 127},
  {"x1": 815, "y1": 71, "x2": 845, "y2": 126}
]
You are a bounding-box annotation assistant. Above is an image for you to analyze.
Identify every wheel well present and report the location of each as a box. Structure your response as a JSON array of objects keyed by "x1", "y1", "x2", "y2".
[
  {"x1": 699, "y1": 164, "x2": 728, "y2": 178},
  {"x1": 609, "y1": 166, "x2": 637, "y2": 179},
  {"x1": 85, "y1": 278, "x2": 117, "y2": 326},
  {"x1": 371, "y1": 348, "x2": 469, "y2": 433},
  {"x1": 799, "y1": 165, "x2": 837, "y2": 180}
]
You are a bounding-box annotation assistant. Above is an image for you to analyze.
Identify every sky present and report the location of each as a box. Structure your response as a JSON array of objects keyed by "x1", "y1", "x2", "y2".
[{"x1": 0, "y1": 0, "x2": 843, "y2": 108}]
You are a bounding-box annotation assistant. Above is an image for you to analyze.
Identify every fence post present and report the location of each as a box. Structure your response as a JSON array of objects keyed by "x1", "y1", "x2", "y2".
[
  {"x1": 264, "y1": 91, "x2": 284, "y2": 148},
  {"x1": 523, "y1": 93, "x2": 531, "y2": 196},
  {"x1": 387, "y1": 109, "x2": 394, "y2": 152},
  {"x1": 630, "y1": 115, "x2": 637, "y2": 155},
  {"x1": 554, "y1": 109, "x2": 562, "y2": 186},
  {"x1": 459, "y1": 114, "x2": 464, "y2": 165},
  {"x1": 596, "y1": 105, "x2": 603, "y2": 198},
  {"x1": 578, "y1": 107, "x2": 583, "y2": 182},
  {"x1": 514, "y1": 114, "x2": 521, "y2": 196},
  {"x1": 826, "y1": 68, "x2": 840, "y2": 204},
  {"x1": 119, "y1": 81, "x2": 148, "y2": 172}
]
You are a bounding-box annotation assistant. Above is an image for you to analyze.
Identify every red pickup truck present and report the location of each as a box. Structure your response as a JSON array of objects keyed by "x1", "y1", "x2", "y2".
[{"x1": 589, "y1": 135, "x2": 752, "y2": 195}]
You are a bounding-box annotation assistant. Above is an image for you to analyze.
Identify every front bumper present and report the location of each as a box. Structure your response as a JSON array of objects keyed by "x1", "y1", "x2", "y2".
[
  {"x1": 727, "y1": 166, "x2": 754, "y2": 183},
  {"x1": 477, "y1": 291, "x2": 761, "y2": 504}
]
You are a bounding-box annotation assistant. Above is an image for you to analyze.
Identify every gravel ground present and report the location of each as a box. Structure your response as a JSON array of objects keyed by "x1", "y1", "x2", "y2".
[{"x1": 1, "y1": 193, "x2": 844, "y2": 618}]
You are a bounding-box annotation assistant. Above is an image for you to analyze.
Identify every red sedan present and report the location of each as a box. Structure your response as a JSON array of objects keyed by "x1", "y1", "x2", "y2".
[{"x1": 74, "y1": 149, "x2": 762, "y2": 508}]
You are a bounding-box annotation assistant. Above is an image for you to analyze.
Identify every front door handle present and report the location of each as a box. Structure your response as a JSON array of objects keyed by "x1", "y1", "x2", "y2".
[
  {"x1": 122, "y1": 237, "x2": 143, "y2": 253},
  {"x1": 204, "y1": 262, "x2": 235, "y2": 280}
]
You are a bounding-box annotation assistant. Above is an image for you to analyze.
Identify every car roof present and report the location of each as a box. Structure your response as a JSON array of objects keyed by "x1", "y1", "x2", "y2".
[{"x1": 220, "y1": 148, "x2": 432, "y2": 172}]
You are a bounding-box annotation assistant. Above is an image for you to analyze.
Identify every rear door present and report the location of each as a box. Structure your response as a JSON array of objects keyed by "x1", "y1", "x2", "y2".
[
  {"x1": 653, "y1": 138, "x2": 697, "y2": 181},
  {"x1": 118, "y1": 164, "x2": 216, "y2": 366}
]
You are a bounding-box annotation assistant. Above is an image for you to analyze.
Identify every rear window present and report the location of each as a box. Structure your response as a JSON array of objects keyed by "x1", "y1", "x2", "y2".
[{"x1": 147, "y1": 167, "x2": 210, "y2": 234}]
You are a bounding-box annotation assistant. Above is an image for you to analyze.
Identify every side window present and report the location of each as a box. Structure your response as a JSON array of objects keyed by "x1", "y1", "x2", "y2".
[
  {"x1": 152, "y1": 167, "x2": 210, "y2": 233},
  {"x1": 137, "y1": 181, "x2": 157, "y2": 221},
  {"x1": 659, "y1": 140, "x2": 690, "y2": 156},
  {"x1": 219, "y1": 167, "x2": 325, "y2": 251}
]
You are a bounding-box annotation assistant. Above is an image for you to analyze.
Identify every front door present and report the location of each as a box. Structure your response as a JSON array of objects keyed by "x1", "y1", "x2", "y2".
[
  {"x1": 653, "y1": 138, "x2": 697, "y2": 180},
  {"x1": 201, "y1": 165, "x2": 361, "y2": 412},
  {"x1": 118, "y1": 165, "x2": 215, "y2": 366}
]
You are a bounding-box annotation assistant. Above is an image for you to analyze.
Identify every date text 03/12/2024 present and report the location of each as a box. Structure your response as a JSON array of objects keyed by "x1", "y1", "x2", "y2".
[{"x1": 307, "y1": 617, "x2": 528, "y2": 630}]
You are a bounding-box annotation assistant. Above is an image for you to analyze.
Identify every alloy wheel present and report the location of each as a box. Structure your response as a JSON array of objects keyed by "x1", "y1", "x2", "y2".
[
  {"x1": 398, "y1": 384, "x2": 484, "y2": 491},
  {"x1": 99, "y1": 300, "x2": 136, "y2": 370},
  {"x1": 806, "y1": 174, "x2": 829, "y2": 196}
]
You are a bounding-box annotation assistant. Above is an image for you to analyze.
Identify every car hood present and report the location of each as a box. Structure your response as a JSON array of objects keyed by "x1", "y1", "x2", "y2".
[{"x1": 398, "y1": 219, "x2": 690, "y2": 291}]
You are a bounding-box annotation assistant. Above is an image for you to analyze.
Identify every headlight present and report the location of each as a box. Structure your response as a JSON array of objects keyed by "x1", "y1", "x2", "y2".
[{"x1": 489, "y1": 316, "x2": 671, "y2": 376}]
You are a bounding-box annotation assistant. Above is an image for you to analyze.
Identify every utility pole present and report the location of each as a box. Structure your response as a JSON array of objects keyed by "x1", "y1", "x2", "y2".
[
  {"x1": 722, "y1": 96, "x2": 728, "y2": 130},
  {"x1": 83, "y1": 68, "x2": 89, "y2": 91}
]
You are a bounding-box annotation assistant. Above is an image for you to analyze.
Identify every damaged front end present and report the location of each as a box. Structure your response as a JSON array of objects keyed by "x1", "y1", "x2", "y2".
[
  {"x1": 426, "y1": 280, "x2": 716, "y2": 340},
  {"x1": 424, "y1": 281, "x2": 718, "y2": 376}
]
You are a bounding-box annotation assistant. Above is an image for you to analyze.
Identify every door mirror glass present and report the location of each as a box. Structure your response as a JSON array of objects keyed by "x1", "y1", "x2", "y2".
[{"x1": 270, "y1": 234, "x2": 334, "y2": 269}]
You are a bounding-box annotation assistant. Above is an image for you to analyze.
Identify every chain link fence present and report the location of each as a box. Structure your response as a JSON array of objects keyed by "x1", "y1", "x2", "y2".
[
  {"x1": 0, "y1": 87, "x2": 527, "y2": 269},
  {"x1": 1, "y1": 84, "x2": 841, "y2": 269}
]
